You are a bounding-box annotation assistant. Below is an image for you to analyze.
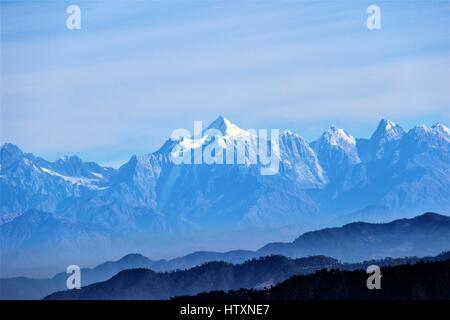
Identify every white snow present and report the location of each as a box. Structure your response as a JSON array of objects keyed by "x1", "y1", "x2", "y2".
[
  {"x1": 371, "y1": 119, "x2": 404, "y2": 146},
  {"x1": 24, "y1": 159, "x2": 41, "y2": 172},
  {"x1": 171, "y1": 118, "x2": 258, "y2": 154},
  {"x1": 221, "y1": 118, "x2": 254, "y2": 139},
  {"x1": 178, "y1": 135, "x2": 208, "y2": 151},
  {"x1": 432, "y1": 123, "x2": 450, "y2": 142},
  {"x1": 40, "y1": 167, "x2": 101, "y2": 189},
  {"x1": 91, "y1": 172, "x2": 104, "y2": 179},
  {"x1": 324, "y1": 126, "x2": 356, "y2": 146},
  {"x1": 384, "y1": 119, "x2": 396, "y2": 130}
]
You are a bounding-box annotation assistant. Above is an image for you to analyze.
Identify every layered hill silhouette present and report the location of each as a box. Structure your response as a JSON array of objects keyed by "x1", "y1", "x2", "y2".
[
  {"x1": 44, "y1": 255, "x2": 337, "y2": 300},
  {"x1": 2, "y1": 213, "x2": 449, "y2": 299},
  {"x1": 45, "y1": 252, "x2": 450, "y2": 300}
]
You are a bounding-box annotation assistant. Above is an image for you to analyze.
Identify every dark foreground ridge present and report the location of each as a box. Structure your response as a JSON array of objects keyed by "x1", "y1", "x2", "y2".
[{"x1": 179, "y1": 259, "x2": 450, "y2": 300}]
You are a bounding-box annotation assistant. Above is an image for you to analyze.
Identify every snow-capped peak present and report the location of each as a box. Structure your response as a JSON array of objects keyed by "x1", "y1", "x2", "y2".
[
  {"x1": 205, "y1": 116, "x2": 252, "y2": 139},
  {"x1": 322, "y1": 125, "x2": 356, "y2": 146},
  {"x1": 432, "y1": 123, "x2": 450, "y2": 141},
  {"x1": 312, "y1": 126, "x2": 360, "y2": 173},
  {"x1": 381, "y1": 119, "x2": 396, "y2": 130},
  {"x1": 371, "y1": 119, "x2": 404, "y2": 144},
  {"x1": 410, "y1": 123, "x2": 450, "y2": 143},
  {"x1": 410, "y1": 124, "x2": 433, "y2": 137},
  {"x1": 409, "y1": 123, "x2": 450, "y2": 142},
  {"x1": 157, "y1": 116, "x2": 256, "y2": 155}
]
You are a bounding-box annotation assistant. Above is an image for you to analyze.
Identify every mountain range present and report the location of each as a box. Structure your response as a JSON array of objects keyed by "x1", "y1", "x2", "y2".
[
  {"x1": 2, "y1": 212, "x2": 449, "y2": 299},
  {"x1": 43, "y1": 255, "x2": 338, "y2": 300},
  {"x1": 44, "y1": 251, "x2": 450, "y2": 300},
  {"x1": 1, "y1": 117, "x2": 449, "y2": 276}
]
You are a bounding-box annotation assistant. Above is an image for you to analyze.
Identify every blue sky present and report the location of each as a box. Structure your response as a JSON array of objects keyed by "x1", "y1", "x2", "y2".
[{"x1": 1, "y1": 0, "x2": 449, "y2": 167}]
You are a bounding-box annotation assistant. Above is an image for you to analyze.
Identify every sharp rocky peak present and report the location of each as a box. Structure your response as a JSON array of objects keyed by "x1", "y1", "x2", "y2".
[
  {"x1": 370, "y1": 119, "x2": 404, "y2": 143},
  {"x1": 205, "y1": 115, "x2": 251, "y2": 138},
  {"x1": 321, "y1": 125, "x2": 356, "y2": 146}
]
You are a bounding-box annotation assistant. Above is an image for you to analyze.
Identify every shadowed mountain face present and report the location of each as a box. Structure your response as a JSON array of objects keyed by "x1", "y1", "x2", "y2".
[
  {"x1": 1, "y1": 118, "x2": 449, "y2": 276},
  {"x1": 185, "y1": 258, "x2": 450, "y2": 300},
  {"x1": 2, "y1": 213, "x2": 449, "y2": 299},
  {"x1": 258, "y1": 212, "x2": 450, "y2": 262},
  {"x1": 45, "y1": 252, "x2": 450, "y2": 300}
]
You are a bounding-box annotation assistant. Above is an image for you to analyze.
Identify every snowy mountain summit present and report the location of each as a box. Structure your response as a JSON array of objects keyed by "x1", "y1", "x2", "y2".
[
  {"x1": 156, "y1": 116, "x2": 280, "y2": 175},
  {"x1": 1, "y1": 117, "x2": 449, "y2": 271},
  {"x1": 206, "y1": 115, "x2": 252, "y2": 138}
]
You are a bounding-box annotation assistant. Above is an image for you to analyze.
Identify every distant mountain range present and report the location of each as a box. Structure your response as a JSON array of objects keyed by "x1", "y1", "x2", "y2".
[
  {"x1": 1, "y1": 117, "x2": 449, "y2": 276},
  {"x1": 258, "y1": 212, "x2": 450, "y2": 261},
  {"x1": 44, "y1": 255, "x2": 338, "y2": 300},
  {"x1": 2, "y1": 213, "x2": 449, "y2": 299},
  {"x1": 45, "y1": 252, "x2": 450, "y2": 300}
]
